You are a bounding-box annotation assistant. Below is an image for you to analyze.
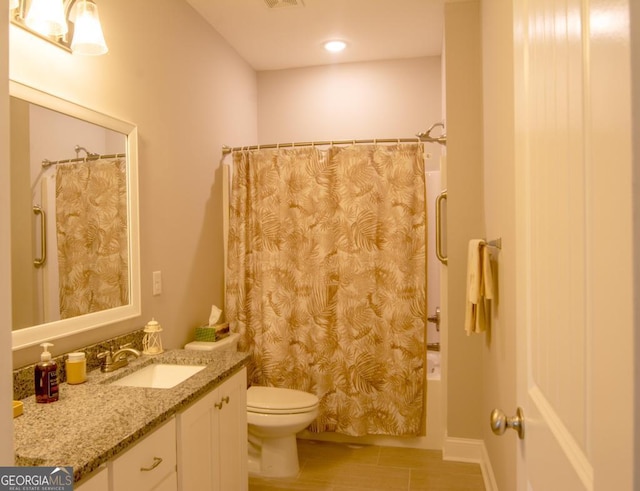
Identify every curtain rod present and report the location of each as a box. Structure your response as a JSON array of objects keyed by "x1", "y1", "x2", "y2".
[
  {"x1": 41, "y1": 153, "x2": 126, "y2": 168},
  {"x1": 221, "y1": 138, "x2": 425, "y2": 156}
]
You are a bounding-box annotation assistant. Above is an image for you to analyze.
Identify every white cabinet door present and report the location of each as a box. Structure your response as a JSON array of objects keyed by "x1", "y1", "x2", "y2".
[
  {"x1": 177, "y1": 390, "x2": 218, "y2": 490},
  {"x1": 215, "y1": 368, "x2": 247, "y2": 491},
  {"x1": 75, "y1": 466, "x2": 108, "y2": 491},
  {"x1": 177, "y1": 367, "x2": 247, "y2": 491},
  {"x1": 110, "y1": 418, "x2": 177, "y2": 491}
]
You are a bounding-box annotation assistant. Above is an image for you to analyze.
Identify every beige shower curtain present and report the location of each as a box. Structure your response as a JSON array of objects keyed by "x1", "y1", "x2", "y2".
[
  {"x1": 56, "y1": 159, "x2": 128, "y2": 318},
  {"x1": 227, "y1": 144, "x2": 427, "y2": 437}
]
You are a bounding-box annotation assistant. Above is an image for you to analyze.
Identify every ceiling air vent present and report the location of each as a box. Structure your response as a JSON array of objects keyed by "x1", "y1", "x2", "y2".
[{"x1": 264, "y1": 0, "x2": 304, "y2": 9}]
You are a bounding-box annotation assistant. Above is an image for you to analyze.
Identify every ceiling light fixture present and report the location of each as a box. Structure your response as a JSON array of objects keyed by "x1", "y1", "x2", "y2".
[
  {"x1": 10, "y1": 0, "x2": 108, "y2": 56},
  {"x1": 324, "y1": 40, "x2": 347, "y2": 53},
  {"x1": 9, "y1": 0, "x2": 20, "y2": 11}
]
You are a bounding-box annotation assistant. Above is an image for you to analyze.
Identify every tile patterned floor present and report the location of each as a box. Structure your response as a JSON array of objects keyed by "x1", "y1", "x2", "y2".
[{"x1": 249, "y1": 439, "x2": 486, "y2": 491}]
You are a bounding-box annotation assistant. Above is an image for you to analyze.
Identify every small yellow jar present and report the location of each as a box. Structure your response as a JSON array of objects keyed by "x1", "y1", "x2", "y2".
[{"x1": 65, "y1": 352, "x2": 86, "y2": 384}]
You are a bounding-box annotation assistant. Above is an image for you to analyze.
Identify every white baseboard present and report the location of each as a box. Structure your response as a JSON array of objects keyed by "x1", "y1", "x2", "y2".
[{"x1": 443, "y1": 437, "x2": 498, "y2": 491}]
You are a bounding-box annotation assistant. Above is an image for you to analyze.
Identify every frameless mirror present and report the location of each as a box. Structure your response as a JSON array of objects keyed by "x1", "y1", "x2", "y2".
[{"x1": 10, "y1": 81, "x2": 140, "y2": 350}]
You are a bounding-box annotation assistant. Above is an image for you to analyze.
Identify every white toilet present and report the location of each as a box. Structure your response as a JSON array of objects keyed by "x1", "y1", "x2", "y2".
[
  {"x1": 247, "y1": 386, "x2": 319, "y2": 478},
  {"x1": 184, "y1": 334, "x2": 319, "y2": 478},
  {"x1": 184, "y1": 332, "x2": 240, "y2": 352}
]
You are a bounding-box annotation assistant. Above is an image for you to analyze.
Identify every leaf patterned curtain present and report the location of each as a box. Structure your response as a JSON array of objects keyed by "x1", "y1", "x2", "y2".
[
  {"x1": 56, "y1": 159, "x2": 128, "y2": 318},
  {"x1": 227, "y1": 144, "x2": 427, "y2": 436}
]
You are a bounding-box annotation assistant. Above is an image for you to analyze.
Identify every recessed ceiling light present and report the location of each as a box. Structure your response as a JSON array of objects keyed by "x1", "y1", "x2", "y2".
[{"x1": 324, "y1": 40, "x2": 347, "y2": 53}]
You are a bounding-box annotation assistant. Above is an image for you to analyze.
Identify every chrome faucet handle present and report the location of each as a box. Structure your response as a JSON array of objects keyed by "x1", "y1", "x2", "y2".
[
  {"x1": 427, "y1": 306, "x2": 441, "y2": 332},
  {"x1": 111, "y1": 346, "x2": 142, "y2": 362},
  {"x1": 97, "y1": 350, "x2": 114, "y2": 372},
  {"x1": 97, "y1": 350, "x2": 113, "y2": 363}
]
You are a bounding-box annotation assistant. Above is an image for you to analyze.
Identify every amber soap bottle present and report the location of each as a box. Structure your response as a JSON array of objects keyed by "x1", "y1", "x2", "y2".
[{"x1": 35, "y1": 342, "x2": 59, "y2": 403}]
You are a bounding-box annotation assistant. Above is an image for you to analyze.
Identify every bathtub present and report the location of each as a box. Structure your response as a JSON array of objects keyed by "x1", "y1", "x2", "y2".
[{"x1": 299, "y1": 350, "x2": 444, "y2": 450}]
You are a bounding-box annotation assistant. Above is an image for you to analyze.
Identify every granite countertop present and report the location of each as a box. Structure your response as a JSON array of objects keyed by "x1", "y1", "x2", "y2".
[{"x1": 13, "y1": 349, "x2": 250, "y2": 484}]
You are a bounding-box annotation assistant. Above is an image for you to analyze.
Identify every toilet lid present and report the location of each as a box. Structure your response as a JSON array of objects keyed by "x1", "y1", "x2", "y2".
[{"x1": 247, "y1": 386, "x2": 319, "y2": 414}]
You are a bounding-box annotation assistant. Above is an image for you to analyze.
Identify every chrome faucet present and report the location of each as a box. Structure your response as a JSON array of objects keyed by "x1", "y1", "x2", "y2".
[{"x1": 98, "y1": 344, "x2": 142, "y2": 372}]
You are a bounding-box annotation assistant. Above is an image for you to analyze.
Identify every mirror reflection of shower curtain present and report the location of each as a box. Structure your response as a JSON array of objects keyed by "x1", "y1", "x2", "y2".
[
  {"x1": 227, "y1": 144, "x2": 427, "y2": 437},
  {"x1": 55, "y1": 159, "x2": 129, "y2": 318}
]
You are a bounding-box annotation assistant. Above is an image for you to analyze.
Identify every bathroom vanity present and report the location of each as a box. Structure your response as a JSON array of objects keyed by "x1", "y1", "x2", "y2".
[{"x1": 13, "y1": 349, "x2": 249, "y2": 490}]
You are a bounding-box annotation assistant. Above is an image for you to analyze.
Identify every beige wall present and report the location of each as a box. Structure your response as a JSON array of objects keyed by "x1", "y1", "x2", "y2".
[
  {"x1": 1, "y1": 0, "x2": 14, "y2": 464},
  {"x1": 443, "y1": 1, "x2": 484, "y2": 440},
  {"x1": 10, "y1": 0, "x2": 258, "y2": 368},
  {"x1": 257, "y1": 57, "x2": 442, "y2": 155},
  {"x1": 632, "y1": 0, "x2": 640, "y2": 480},
  {"x1": 480, "y1": 1, "x2": 517, "y2": 489}
]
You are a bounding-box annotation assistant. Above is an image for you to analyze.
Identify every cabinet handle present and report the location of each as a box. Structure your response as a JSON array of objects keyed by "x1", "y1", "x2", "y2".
[
  {"x1": 215, "y1": 396, "x2": 230, "y2": 410},
  {"x1": 140, "y1": 456, "x2": 163, "y2": 472}
]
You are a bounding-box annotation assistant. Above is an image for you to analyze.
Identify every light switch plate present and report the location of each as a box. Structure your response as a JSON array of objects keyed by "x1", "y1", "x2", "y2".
[{"x1": 152, "y1": 271, "x2": 162, "y2": 296}]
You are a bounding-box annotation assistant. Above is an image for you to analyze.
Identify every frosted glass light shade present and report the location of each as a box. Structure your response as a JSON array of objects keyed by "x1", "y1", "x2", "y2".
[
  {"x1": 71, "y1": 0, "x2": 108, "y2": 55},
  {"x1": 9, "y1": 0, "x2": 19, "y2": 10},
  {"x1": 25, "y1": 0, "x2": 68, "y2": 37}
]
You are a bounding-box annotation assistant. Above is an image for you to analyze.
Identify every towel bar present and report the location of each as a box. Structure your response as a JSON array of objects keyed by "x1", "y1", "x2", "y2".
[{"x1": 484, "y1": 238, "x2": 502, "y2": 250}]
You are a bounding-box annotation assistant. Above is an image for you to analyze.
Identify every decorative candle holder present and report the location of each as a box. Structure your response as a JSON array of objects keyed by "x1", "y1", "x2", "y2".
[{"x1": 143, "y1": 318, "x2": 164, "y2": 355}]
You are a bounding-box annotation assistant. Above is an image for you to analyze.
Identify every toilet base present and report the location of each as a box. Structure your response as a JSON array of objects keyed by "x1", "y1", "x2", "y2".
[{"x1": 248, "y1": 432, "x2": 300, "y2": 478}]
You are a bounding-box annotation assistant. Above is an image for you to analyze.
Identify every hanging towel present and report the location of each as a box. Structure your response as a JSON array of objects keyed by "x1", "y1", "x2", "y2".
[{"x1": 464, "y1": 239, "x2": 495, "y2": 335}]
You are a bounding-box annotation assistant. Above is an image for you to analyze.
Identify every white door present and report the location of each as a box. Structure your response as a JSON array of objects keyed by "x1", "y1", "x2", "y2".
[{"x1": 513, "y1": 0, "x2": 635, "y2": 490}]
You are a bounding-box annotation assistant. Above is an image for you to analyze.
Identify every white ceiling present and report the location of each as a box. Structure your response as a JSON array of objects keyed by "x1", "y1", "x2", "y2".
[{"x1": 184, "y1": 0, "x2": 445, "y2": 71}]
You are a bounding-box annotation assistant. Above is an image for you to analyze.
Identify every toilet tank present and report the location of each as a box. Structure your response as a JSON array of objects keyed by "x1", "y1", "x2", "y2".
[{"x1": 184, "y1": 332, "x2": 240, "y2": 352}]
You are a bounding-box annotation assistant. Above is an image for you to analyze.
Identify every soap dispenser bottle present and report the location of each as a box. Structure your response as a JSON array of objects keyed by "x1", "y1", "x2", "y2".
[{"x1": 35, "y1": 343, "x2": 59, "y2": 403}]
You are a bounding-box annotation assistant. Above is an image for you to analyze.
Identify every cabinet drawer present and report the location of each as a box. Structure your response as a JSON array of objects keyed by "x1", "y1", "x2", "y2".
[{"x1": 111, "y1": 418, "x2": 176, "y2": 491}]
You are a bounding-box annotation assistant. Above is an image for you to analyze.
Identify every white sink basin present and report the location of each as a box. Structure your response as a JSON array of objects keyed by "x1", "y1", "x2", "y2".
[{"x1": 110, "y1": 364, "x2": 206, "y2": 389}]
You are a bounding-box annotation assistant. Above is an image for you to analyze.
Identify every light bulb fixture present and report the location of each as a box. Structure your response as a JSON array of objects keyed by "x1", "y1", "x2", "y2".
[
  {"x1": 10, "y1": 0, "x2": 108, "y2": 56},
  {"x1": 324, "y1": 40, "x2": 347, "y2": 53},
  {"x1": 25, "y1": 0, "x2": 68, "y2": 37},
  {"x1": 70, "y1": 0, "x2": 108, "y2": 55}
]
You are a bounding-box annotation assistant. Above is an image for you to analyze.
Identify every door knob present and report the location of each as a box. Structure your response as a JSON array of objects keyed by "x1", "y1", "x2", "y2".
[{"x1": 490, "y1": 407, "x2": 525, "y2": 439}]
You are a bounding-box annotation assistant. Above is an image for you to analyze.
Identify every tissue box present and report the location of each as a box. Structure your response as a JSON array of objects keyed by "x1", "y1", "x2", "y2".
[
  {"x1": 194, "y1": 326, "x2": 217, "y2": 342},
  {"x1": 194, "y1": 322, "x2": 230, "y2": 342}
]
